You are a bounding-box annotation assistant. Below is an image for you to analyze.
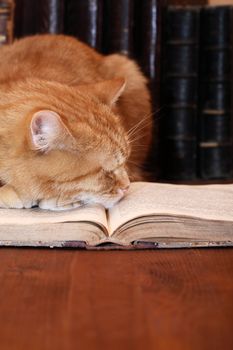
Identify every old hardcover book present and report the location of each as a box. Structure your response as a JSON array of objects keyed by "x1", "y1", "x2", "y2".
[
  {"x1": 14, "y1": 0, "x2": 64, "y2": 38},
  {"x1": 14, "y1": 0, "x2": 34, "y2": 37},
  {"x1": 0, "y1": 0, "x2": 14, "y2": 46},
  {"x1": 139, "y1": 0, "x2": 164, "y2": 84},
  {"x1": 36, "y1": 0, "x2": 64, "y2": 34},
  {"x1": 161, "y1": 6, "x2": 200, "y2": 180},
  {"x1": 103, "y1": 0, "x2": 134, "y2": 56},
  {"x1": 198, "y1": 6, "x2": 233, "y2": 179},
  {"x1": 137, "y1": 0, "x2": 165, "y2": 178},
  {"x1": 0, "y1": 182, "x2": 232, "y2": 249},
  {"x1": 64, "y1": 0, "x2": 103, "y2": 50}
]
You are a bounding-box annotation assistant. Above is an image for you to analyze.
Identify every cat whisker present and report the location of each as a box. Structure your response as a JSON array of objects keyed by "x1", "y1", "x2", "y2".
[
  {"x1": 127, "y1": 120, "x2": 150, "y2": 138},
  {"x1": 128, "y1": 131, "x2": 151, "y2": 144},
  {"x1": 126, "y1": 108, "x2": 162, "y2": 139},
  {"x1": 127, "y1": 160, "x2": 145, "y2": 169},
  {"x1": 127, "y1": 110, "x2": 154, "y2": 131},
  {"x1": 128, "y1": 128, "x2": 152, "y2": 145},
  {"x1": 127, "y1": 121, "x2": 155, "y2": 142},
  {"x1": 127, "y1": 114, "x2": 153, "y2": 139},
  {"x1": 130, "y1": 141, "x2": 150, "y2": 148},
  {"x1": 131, "y1": 146, "x2": 149, "y2": 151}
]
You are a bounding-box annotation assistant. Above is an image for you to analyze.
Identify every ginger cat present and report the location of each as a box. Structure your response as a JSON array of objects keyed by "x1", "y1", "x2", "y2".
[{"x1": 0, "y1": 35, "x2": 152, "y2": 210}]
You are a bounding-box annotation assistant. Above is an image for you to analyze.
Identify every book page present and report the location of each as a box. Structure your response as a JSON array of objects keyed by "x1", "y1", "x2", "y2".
[
  {"x1": 108, "y1": 182, "x2": 233, "y2": 234},
  {"x1": 0, "y1": 204, "x2": 108, "y2": 232}
]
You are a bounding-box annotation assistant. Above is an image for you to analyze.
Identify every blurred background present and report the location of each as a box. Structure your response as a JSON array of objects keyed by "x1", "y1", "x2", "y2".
[{"x1": 0, "y1": 0, "x2": 232, "y2": 182}]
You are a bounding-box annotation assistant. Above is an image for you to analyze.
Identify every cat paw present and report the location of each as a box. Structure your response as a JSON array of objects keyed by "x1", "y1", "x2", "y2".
[
  {"x1": 49, "y1": 202, "x2": 82, "y2": 211},
  {"x1": 22, "y1": 199, "x2": 38, "y2": 209},
  {"x1": 0, "y1": 185, "x2": 24, "y2": 209},
  {"x1": 38, "y1": 198, "x2": 82, "y2": 211}
]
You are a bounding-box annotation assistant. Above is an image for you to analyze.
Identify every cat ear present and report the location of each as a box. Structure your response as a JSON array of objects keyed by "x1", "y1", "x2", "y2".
[
  {"x1": 29, "y1": 110, "x2": 69, "y2": 151},
  {"x1": 87, "y1": 78, "x2": 126, "y2": 106}
]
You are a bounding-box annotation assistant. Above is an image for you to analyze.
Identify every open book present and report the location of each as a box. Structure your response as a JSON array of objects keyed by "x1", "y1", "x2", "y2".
[{"x1": 0, "y1": 182, "x2": 232, "y2": 249}]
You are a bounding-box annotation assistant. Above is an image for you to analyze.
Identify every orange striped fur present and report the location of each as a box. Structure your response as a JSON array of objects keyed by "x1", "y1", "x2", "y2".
[{"x1": 0, "y1": 35, "x2": 152, "y2": 209}]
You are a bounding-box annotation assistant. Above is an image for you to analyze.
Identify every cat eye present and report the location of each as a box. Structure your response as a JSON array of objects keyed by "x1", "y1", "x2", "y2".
[{"x1": 104, "y1": 170, "x2": 114, "y2": 179}]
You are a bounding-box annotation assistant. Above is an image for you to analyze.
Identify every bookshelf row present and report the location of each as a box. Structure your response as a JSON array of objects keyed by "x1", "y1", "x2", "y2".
[{"x1": 0, "y1": 0, "x2": 232, "y2": 180}]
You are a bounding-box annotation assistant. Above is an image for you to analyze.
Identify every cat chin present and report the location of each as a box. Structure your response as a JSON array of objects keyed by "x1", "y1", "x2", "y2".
[{"x1": 81, "y1": 193, "x2": 124, "y2": 209}]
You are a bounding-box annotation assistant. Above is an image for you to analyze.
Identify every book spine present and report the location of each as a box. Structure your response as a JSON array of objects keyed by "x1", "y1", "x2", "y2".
[
  {"x1": 64, "y1": 0, "x2": 103, "y2": 50},
  {"x1": 231, "y1": 6, "x2": 233, "y2": 175},
  {"x1": 198, "y1": 6, "x2": 233, "y2": 179},
  {"x1": 37, "y1": 0, "x2": 64, "y2": 34},
  {"x1": 103, "y1": 0, "x2": 134, "y2": 56},
  {"x1": 136, "y1": 0, "x2": 165, "y2": 178},
  {"x1": 14, "y1": 0, "x2": 64, "y2": 38},
  {"x1": 14, "y1": 0, "x2": 35, "y2": 37},
  {"x1": 161, "y1": 6, "x2": 200, "y2": 180},
  {"x1": 139, "y1": 1, "x2": 164, "y2": 87},
  {"x1": 0, "y1": 0, "x2": 14, "y2": 45}
]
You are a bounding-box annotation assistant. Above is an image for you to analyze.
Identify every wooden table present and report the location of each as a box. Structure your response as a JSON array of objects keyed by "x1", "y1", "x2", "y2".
[{"x1": 0, "y1": 248, "x2": 232, "y2": 350}]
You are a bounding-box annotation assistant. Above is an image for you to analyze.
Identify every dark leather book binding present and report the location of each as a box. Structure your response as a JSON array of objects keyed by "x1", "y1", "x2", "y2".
[
  {"x1": 161, "y1": 6, "x2": 200, "y2": 180},
  {"x1": 103, "y1": 0, "x2": 134, "y2": 56},
  {"x1": 14, "y1": 0, "x2": 34, "y2": 37},
  {"x1": 14, "y1": 0, "x2": 64, "y2": 38},
  {"x1": 0, "y1": 0, "x2": 14, "y2": 45},
  {"x1": 64, "y1": 0, "x2": 103, "y2": 50},
  {"x1": 198, "y1": 6, "x2": 233, "y2": 179},
  {"x1": 139, "y1": 0, "x2": 164, "y2": 83},
  {"x1": 135, "y1": 0, "x2": 165, "y2": 178},
  {"x1": 36, "y1": 0, "x2": 64, "y2": 34}
]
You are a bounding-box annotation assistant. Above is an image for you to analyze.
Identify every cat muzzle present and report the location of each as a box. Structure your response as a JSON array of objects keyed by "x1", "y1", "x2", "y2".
[{"x1": 117, "y1": 185, "x2": 130, "y2": 197}]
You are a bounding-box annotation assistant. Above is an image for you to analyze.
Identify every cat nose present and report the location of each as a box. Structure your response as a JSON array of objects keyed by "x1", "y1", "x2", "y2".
[
  {"x1": 121, "y1": 184, "x2": 130, "y2": 193},
  {"x1": 115, "y1": 168, "x2": 130, "y2": 196},
  {"x1": 117, "y1": 183, "x2": 130, "y2": 197}
]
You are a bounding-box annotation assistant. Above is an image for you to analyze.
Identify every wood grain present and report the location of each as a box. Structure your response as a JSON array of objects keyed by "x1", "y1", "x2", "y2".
[{"x1": 0, "y1": 248, "x2": 232, "y2": 350}]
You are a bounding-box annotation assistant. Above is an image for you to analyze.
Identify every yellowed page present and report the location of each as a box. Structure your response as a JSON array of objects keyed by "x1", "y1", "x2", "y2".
[
  {"x1": 108, "y1": 182, "x2": 233, "y2": 234},
  {"x1": 0, "y1": 204, "x2": 108, "y2": 230}
]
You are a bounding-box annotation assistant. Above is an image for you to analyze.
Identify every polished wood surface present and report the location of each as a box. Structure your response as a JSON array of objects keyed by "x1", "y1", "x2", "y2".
[{"x1": 0, "y1": 248, "x2": 232, "y2": 350}]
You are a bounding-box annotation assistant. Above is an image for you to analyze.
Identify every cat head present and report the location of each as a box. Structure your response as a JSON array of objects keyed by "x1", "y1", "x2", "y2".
[{"x1": 9, "y1": 78, "x2": 131, "y2": 209}]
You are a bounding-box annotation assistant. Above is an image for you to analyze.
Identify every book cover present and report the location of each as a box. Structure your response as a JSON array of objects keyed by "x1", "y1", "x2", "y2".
[
  {"x1": 161, "y1": 6, "x2": 200, "y2": 180},
  {"x1": 198, "y1": 6, "x2": 233, "y2": 179},
  {"x1": 135, "y1": 0, "x2": 166, "y2": 178},
  {"x1": 64, "y1": 0, "x2": 103, "y2": 51},
  {"x1": 36, "y1": 0, "x2": 64, "y2": 34},
  {"x1": 103, "y1": 0, "x2": 134, "y2": 56},
  {"x1": 14, "y1": 0, "x2": 64, "y2": 38},
  {"x1": 139, "y1": 0, "x2": 164, "y2": 84}
]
